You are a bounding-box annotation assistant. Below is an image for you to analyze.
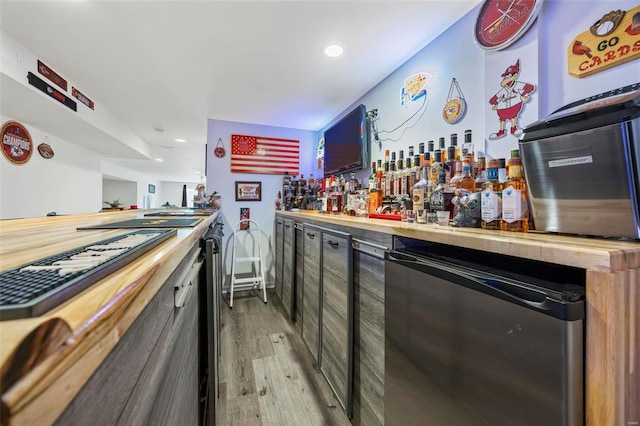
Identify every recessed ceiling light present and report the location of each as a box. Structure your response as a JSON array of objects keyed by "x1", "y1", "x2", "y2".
[
  {"x1": 175, "y1": 138, "x2": 186, "y2": 143},
  {"x1": 324, "y1": 44, "x2": 344, "y2": 58},
  {"x1": 155, "y1": 158, "x2": 163, "y2": 162}
]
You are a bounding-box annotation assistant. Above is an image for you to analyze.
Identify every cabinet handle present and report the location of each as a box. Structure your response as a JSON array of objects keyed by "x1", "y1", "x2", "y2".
[
  {"x1": 306, "y1": 233, "x2": 315, "y2": 239},
  {"x1": 327, "y1": 240, "x2": 339, "y2": 248},
  {"x1": 285, "y1": 225, "x2": 291, "y2": 229}
]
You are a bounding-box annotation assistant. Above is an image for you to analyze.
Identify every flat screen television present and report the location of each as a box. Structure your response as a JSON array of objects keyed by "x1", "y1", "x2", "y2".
[{"x1": 323, "y1": 104, "x2": 368, "y2": 177}]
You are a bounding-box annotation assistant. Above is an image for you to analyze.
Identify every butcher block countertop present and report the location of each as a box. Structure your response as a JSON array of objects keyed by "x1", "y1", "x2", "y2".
[
  {"x1": 0, "y1": 209, "x2": 217, "y2": 425},
  {"x1": 277, "y1": 210, "x2": 640, "y2": 426},
  {"x1": 276, "y1": 211, "x2": 640, "y2": 272}
]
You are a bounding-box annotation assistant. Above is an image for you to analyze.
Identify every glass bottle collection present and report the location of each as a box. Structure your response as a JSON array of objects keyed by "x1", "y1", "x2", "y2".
[{"x1": 277, "y1": 130, "x2": 531, "y2": 232}]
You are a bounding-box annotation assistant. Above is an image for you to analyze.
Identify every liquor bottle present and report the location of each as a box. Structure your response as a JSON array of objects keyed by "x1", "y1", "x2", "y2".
[
  {"x1": 498, "y1": 158, "x2": 508, "y2": 184},
  {"x1": 462, "y1": 129, "x2": 475, "y2": 174},
  {"x1": 398, "y1": 150, "x2": 406, "y2": 195},
  {"x1": 474, "y1": 156, "x2": 487, "y2": 192},
  {"x1": 389, "y1": 160, "x2": 397, "y2": 197},
  {"x1": 430, "y1": 149, "x2": 443, "y2": 185},
  {"x1": 376, "y1": 159, "x2": 384, "y2": 193},
  {"x1": 457, "y1": 160, "x2": 475, "y2": 192},
  {"x1": 501, "y1": 157, "x2": 529, "y2": 232},
  {"x1": 406, "y1": 155, "x2": 415, "y2": 191},
  {"x1": 412, "y1": 156, "x2": 427, "y2": 224},
  {"x1": 368, "y1": 161, "x2": 377, "y2": 189},
  {"x1": 438, "y1": 137, "x2": 447, "y2": 164},
  {"x1": 430, "y1": 165, "x2": 454, "y2": 219},
  {"x1": 427, "y1": 140, "x2": 435, "y2": 163},
  {"x1": 446, "y1": 146, "x2": 456, "y2": 186},
  {"x1": 383, "y1": 161, "x2": 391, "y2": 198},
  {"x1": 369, "y1": 162, "x2": 381, "y2": 214},
  {"x1": 450, "y1": 133, "x2": 460, "y2": 162},
  {"x1": 481, "y1": 160, "x2": 502, "y2": 230}
]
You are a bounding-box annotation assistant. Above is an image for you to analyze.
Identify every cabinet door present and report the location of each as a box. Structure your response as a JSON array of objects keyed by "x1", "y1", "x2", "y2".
[
  {"x1": 302, "y1": 224, "x2": 322, "y2": 364},
  {"x1": 274, "y1": 218, "x2": 284, "y2": 300},
  {"x1": 294, "y1": 224, "x2": 304, "y2": 334},
  {"x1": 352, "y1": 239, "x2": 387, "y2": 426},
  {"x1": 321, "y1": 229, "x2": 353, "y2": 418},
  {"x1": 282, "y1": 219, "x2": 295, "y2": 320}
]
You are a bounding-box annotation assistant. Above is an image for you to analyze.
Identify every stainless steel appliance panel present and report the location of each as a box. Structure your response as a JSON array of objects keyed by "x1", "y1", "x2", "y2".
[
  {"x1": 520, "y1": 118, "x2": 640, "y2": 238},
  {"x1": 385, "y1": 251, "x2": 584, "y2": 426}
]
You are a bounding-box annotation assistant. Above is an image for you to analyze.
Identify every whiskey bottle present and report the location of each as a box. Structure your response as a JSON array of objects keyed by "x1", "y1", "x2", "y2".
[
  {"x1": 430, "y1": 165, "x2": 454, "y2": 219},
  {"x1": 457, "y1": 160, "x2": 475, "y2": 192},
  {"x1": 474, "y1": 157, "x2": 487, "y2": 192},
  {"x1": 430, "y1": 149, "x2": 443, "y2": 185},
  {"x1": 412, "y1": 156, "x2": 427, "y2": 224},
  {"x1": 501, "y1": 158, "x2": 529, "y2": 232},
  {"x1": 481, "y1": 160, "x2": 502, "y2": 230}
]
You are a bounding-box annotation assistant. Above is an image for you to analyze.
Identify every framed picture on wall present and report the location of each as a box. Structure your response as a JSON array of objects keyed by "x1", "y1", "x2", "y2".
[
  {"x1": 235, "y1": 181, "x2": 261, "y2": 201},
  {"x1": 240, "y1": 207, "x2": 250, "y2": 230},
  {"x1": 148, "y1": 184, "x2": 155, "y2": 194}
]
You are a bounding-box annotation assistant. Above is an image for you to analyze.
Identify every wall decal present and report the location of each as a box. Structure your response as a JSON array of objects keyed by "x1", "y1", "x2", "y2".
[
  {"x1": 1, "y1": 121, "x2": 33, "y2": 165},
  {"x1": 488, "y1": 59, "x2": 536, "y2": 140},
  {"x1": 568, "y1": 5, "x2": 640, "y2": 78}
]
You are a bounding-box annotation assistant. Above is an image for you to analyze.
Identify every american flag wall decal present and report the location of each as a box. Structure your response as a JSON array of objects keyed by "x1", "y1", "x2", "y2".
[{"x1": 231, "y1": 134, "x2": 300, "y2": 175}]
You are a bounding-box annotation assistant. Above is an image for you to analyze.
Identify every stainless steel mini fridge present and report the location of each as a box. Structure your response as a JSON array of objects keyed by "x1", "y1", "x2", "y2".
[
  {"x1": 385, "y1": 237, "x2": 585, "y2": 426},
  {"x1": 519, "y1": 83, "x2": 640, "y2": 239}
]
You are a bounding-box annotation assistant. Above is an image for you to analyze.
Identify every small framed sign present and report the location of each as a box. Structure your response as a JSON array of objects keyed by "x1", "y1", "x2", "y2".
[
  {"x1": 235, "y1": 181, "x2": 261, "y2": 201},
  {"x1": 148, "y1": 184, "x2": 156, "y2": 194}
]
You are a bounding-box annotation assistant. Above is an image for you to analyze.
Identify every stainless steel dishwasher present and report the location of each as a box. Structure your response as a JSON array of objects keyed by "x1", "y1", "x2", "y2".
[{"x1": 385, "y1": 237, "x2": 585, "y2": 426}]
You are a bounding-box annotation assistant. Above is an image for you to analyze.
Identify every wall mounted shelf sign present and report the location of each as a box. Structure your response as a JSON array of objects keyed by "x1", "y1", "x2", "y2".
[
  {"x1": 235, "y1": 181, "x2": 262, "y2": 201},
  {"x1": 72, "y1": 87, "x2": 94, "y2": 110},
  {"x1": 1, "y1": 121, "x2": 33, "y2": 165},
  {"x1": 231, "y1": 134, "x2": 299, "y2": 175},
  {"x1": 27, "y1": 72, "x2": 77, "y2": 111},
  {"x1": 37, "y1": 59, "x2": 67, "y2": 91},
  {"x1": 568, "y1": 5, "x2": 640, "y2": 78}
]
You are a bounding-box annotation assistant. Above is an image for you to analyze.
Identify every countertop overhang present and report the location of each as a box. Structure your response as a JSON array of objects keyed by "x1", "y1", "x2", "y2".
[{"x1": 0, "y1": 209, "x2": 217, "y2": 425}]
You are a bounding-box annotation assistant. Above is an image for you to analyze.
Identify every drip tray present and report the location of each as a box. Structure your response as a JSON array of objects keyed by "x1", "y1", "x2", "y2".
[{"x1": 78, "y1": 218, "x2": 202, "y2": 229}]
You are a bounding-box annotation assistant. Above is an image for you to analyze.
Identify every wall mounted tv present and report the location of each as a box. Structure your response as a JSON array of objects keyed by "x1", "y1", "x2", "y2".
[{"x1": 323, "y1": 104, "x2": 368, "y2": 178}]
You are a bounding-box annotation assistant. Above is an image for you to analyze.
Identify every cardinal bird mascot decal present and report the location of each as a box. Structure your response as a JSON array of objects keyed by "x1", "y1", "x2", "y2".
[{"x1": 488, "y1": 59, "x2": 536, "y2": 140}]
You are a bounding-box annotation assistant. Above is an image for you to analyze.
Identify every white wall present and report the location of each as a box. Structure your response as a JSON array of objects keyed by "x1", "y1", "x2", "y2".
[
  {"x1": 206, "y1": 119, "x2": 317, "y2": 289},
  {"x1": 0, "y1": 114, "x2": 102, "y2": 218},
  {"x1": 319, "y1": 0, "x2": 639, "y2": 167}
]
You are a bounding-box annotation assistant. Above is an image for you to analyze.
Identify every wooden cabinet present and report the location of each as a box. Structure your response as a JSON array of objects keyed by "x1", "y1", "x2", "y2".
[
  {"x1": 282, "y1": 219, "x2": 295, "y2": 320},
  {"x1": 274, "y1": 218, "x2": 284, "y2": 300},
  {"x1": 352, "y1": 239, "x2": 388, "y2": 426},
  {"x1": 302, "y1": 223, "x2": 322, "y2": 364},
  {"x1": 55, "y1": 246, "x2": 202, "y2": 425},
  {"x1": 321, "y1": 229, "x2": 353, "y2": 419},
  {"x1": 294, "y1": 223, "x2": 304, "y2": 334}
]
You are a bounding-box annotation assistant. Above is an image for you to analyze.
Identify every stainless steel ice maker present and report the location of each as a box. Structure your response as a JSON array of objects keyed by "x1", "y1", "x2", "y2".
[{"x1": 520, "y1": 84, "x2": 640, "y2": 239}]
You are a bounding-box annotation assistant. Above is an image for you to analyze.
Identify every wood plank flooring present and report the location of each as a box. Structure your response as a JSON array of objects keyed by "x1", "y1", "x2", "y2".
[{"x1": 218, "y1": 290, "x2": 353, "y2": 426}]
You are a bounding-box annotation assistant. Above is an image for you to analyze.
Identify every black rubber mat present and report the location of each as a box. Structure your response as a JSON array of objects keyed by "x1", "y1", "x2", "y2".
[
  {"x1": 77, "y1": 218, "x2": 202, "y2": 229},
  {"x1": 0, "y1": 229, "x2": 176, "y2": 320}
]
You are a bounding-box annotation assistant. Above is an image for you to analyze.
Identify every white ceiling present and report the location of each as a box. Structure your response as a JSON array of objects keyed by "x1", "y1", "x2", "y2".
[{"x1": 0, "y1": 0, "x2": 480, "y2": 183}]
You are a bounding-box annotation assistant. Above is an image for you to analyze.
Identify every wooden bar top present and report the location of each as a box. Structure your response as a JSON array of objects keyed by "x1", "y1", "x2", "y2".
[
  {"x1": 276, "y1": 210, "x2": 640, "y2": 272},
  {"x1": 0, "y1": 209, "x2": 217, "y2": 425},
  {"x1": 277, "y1": 210, "x2": 640, "y2": 426}
]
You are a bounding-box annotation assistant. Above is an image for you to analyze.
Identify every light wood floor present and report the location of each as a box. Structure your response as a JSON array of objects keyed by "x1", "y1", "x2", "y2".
[{"x1": 217, "y1": 290, "x2": 353, "y2": 426}]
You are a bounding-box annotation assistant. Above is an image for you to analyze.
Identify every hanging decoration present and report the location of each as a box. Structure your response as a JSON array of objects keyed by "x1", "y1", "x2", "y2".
[
  {"x1": 214, "y1": 137, "x2": 226, "y2": 158},
  {"x1": 568, "y1": 5, "x2": 640, "y2": 78},
  {"x1": 442, "y1": 78, "x2": 467, "y2": 124},
  {"x1": 1, "y1": 121, "x2": 33, "y2": 165},
  {"x1": 37, "y1": 136, "x2": 55, "y2": 159}
]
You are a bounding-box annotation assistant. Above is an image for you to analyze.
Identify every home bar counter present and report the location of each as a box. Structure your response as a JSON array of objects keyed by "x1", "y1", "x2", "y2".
[
  {"x1": 0, "y1": 209, "x2": 217, "y2": 425},
  {"x1": 276, "y1": 210, "x2": 640, "y2": 426},
  {"x1": 0, "y1": 209, "x2": 638, "y2": 425}
]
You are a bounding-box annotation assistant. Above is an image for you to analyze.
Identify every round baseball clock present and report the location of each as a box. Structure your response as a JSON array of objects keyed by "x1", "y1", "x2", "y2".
[{"x1": 474, "y1": 0, "x2": 544, "y2": 50}]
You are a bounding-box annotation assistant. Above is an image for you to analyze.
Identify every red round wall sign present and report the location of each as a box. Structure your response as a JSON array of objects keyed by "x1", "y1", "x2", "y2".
[{"x1": 1, "y1": 121, "x2": 33, "y2": 165}]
